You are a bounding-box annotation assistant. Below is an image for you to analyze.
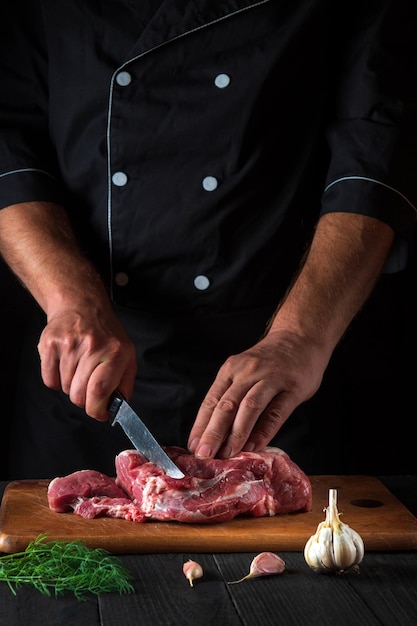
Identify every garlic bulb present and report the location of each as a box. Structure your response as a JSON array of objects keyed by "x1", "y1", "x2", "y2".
[{"x1": 304, "y1": 488, "x2": 364, "y2": 574}]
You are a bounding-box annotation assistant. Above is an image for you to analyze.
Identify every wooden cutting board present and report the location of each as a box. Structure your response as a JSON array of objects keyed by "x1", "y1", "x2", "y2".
[{"x1": 1, "y1": 475, "x2": 416, "y2": 554}]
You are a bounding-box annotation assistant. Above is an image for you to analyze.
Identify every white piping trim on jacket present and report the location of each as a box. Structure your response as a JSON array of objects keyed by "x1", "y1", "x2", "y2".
[
  {"x1": 325, "y1": 176, "x2": 417, "y2": 213},
  {"x1": 0, "y1": 167, "x2": 56, "y2": 179}
]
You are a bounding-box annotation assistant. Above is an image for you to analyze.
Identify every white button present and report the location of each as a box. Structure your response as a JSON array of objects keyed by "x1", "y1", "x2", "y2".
[
  {"x1": 194, "y1": 275, "x2": 210, "y2": 290},
  {"x1": 116, "y1": 71, "x2": 132, "y2": 86},
  {"x1": 112, "y1": 171, "x2": 128, "y2": 186},
  {"x1": 214, "y1": 73, "x2": 230, "y2": 89},
  {"x1": 202, "y1": 176, "x2": 218, "y2": 191},
  {"x1": 115, "y1": 272, "x2": 129, "y2": 286}
]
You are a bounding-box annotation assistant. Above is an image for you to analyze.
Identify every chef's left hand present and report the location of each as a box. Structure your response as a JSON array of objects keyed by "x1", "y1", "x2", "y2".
[{"x1": 187, "y1": 328, "x2": 329, "y2": 459}]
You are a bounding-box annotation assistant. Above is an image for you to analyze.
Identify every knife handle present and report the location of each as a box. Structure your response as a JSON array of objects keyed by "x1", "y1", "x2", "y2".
[{"x1": 108, "y1": 390, "x2": 124, "y2": 424}]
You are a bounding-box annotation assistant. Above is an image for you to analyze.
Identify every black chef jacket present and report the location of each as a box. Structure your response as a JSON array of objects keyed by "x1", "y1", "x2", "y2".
[{"x1": 0, "y1": 0, "x2": 416, "y2": 478}]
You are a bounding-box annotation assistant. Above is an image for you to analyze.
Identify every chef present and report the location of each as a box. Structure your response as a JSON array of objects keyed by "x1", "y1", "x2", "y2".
[{"x1": 0, "y1": 0, "x2": 416, "y2": 478}]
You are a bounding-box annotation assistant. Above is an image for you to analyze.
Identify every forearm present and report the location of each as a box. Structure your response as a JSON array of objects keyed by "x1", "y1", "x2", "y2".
[
  {"x1": 0, "y1": 201, "x2": 110, "y2": 316},
  {"x1": 0, "y1": 201, "x2": 137, "y2": 418},
  {"x1": 266, "y1": 212, "x2": 395, "y2": 356}
]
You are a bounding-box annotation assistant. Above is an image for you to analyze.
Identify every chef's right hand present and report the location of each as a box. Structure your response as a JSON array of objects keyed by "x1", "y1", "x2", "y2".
[
  {"x1": 37, "y1": 302, "x2": 137, "y2": 421},
  {"x1": 0, "y1": 201, "x2": 137, "y2": 419}
]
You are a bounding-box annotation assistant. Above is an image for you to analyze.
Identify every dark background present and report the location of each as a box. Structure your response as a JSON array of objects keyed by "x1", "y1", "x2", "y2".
[
  {"x1": 1, "y1": 229, "x2": 416, "y2": 479},
  {"x1": 0, "y1": 259, "x2": 35, "y2": 479}
]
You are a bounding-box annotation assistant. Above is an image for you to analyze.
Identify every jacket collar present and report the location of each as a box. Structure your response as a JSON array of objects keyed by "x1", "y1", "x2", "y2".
[{"x1": 121, "y1": 0, "x2": 271, "y2": 63}]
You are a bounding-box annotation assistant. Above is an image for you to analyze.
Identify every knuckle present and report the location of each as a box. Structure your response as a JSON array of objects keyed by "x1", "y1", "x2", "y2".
[
  {"x1": 201, "y1": 394, "x2": 240, "y2": 416},
  {"x1": 62, "y1": 335, "x2": 79, "y2": 352},
  {"x1": 224, "y1": 353, "x2": 260, "y2": 376},
  {"x1": 264, "y1": 407, "x2": 286, "y2": 428},
  {"x1": 243, "y1": 357, "x2": 261, "y2": 376},
  {"x1": 37, "y1": 333, "x2": 55, "y2": 354},
  {"x1": 88, "y1": 374, "x2": 113, "y2": 399},
  {"x1": 222, "y1": 355, "x2": 237, "y2": 371},
  {"x1": 80, "y1": 333, "x2": 101, "y2": 356},
  {"x1": 201, "y1": 394, "x2": 221, "y2": 411},
  {"x1": 88, "y1": 381, "x2": 106, "y2": 399},
  {"x1": 105, "y1": 337, "x2": 125, "y2": 358},
  {"x1": 229, "y1": 429, "x2": 248, "y2": 442},
  {"x1": 241, "y1": 394, "x2": 263, "y2": 412},
  {"x1": 201, "y1": 429, "x2": 225, "y2": 444},
  {"x1": 69, "y1": 388, "x2": 85, "y2": 408},
  {"x1": 218, "y1": 397, "x2": 239, "y2": 415},
  {"x1": 255, "y1": 408, "x2": 286, "y2": 440}
]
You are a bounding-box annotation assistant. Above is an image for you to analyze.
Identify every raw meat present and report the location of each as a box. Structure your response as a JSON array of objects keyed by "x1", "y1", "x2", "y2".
[
  {"x1": 47, "y1": 446, "x2": 312, "y2": 524},
  {"x1": 47, "y1": 469, "x2": 128, "y2": 512},
  {"x1": 74, "y1": 497, "x2": 145, "y2": 522}
]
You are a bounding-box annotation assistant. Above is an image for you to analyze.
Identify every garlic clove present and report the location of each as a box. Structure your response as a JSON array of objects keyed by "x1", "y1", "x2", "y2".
[
  {"x1": 183, "y1": 560, "x2": 203, "y2": 587},
  {"x1": 228, "y1": 551, "x2": 285, "y2": 584},
  {"x1": 332, "y1": 524, "x2": 358, "y2": 571},
  {"x1": 349, "y1": 526, "x2": 365, "y2": 564},
  {"x1": 249, "y1": 551, "x2": 286, "y2": 576},
  {"x1": 316, "y1": 525, "x2": 334, "y2": 570},
  {"x1": 303, "y1": 535, "x2": 324, "y2": 572}
]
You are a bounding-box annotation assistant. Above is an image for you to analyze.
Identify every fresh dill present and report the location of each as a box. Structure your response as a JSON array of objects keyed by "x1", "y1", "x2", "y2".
[{"x1": 0, "y1": 534, "x2": 135, "y2": 600}]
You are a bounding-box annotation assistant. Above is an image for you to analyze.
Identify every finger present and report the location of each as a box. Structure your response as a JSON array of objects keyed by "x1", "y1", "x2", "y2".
[
  {"x1": 190, "y1": 398, "x2": 237, "y2": 458},
  {"x1": 242, "y1": 392, "x2": 296, "y2": 452},
  {"x1": 38, "y1": 350, "x2": 62, "y2": 390},
  {"x1": 189, "y1": 385, "x2": 252, "y2": 458},
  {"x1": 81, "y1": 363, "x2": 118, "y2": 420},
  {"x1": 192, "y1": 379, "x2": 276, "y2": 459},
  {"x1": 82, "y1": 355, "x2": 138, "y2": 421},
  {"x1": 37, "y1": 336, "x2": 65, "y2": 391},
  {"x1": 59, "y1": 352, "x2": 82, "y2": 396},
  {"x1": 38, "y1": 327, "x2": 83, "y2": 393},
  {"x1": 216, "y1": 380, "x2": 279, "y2": 458},
  {"x1": 187, "y1": 377, "x2": 234, "y2": 452}
]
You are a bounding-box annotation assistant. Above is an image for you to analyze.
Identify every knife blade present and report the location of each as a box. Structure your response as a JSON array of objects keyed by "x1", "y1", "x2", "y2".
[{"x1": 108, "y1": 390, "x2": 185, "y2": 479}]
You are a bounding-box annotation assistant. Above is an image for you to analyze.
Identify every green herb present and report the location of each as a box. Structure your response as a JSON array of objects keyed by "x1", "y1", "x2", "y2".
[{"x1": 0, "y1": 534, "x2": 135, "y2": 600}]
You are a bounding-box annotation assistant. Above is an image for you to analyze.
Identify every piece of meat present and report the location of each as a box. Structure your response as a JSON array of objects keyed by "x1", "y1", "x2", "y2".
[
  {"x1": 47, "y1": 469, "x2": 128, "y2": 513},
  {"x1": 47, "y1": 446, "x2": 312, "y2": 524},
  {"x1": 114, "y1": 446, "x2": 312, "y2": 523}
]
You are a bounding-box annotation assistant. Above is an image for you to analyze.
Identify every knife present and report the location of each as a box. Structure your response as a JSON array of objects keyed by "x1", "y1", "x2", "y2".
[{"x1": 108, "y1": 390, "x2": 185, "y2": 479}]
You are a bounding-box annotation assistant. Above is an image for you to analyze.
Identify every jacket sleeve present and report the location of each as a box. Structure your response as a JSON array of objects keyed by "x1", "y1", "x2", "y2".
[
  {"x1": 321, "y1": 0, "x2": 417, "y2": 270},
  {"x1": 0, "y1": 1, "x2": 64, "y2": 210}
]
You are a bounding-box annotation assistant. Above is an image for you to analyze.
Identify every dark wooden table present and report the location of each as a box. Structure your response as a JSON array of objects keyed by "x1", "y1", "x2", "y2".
[{"x1": 1, "y1": 477, "x2": 417, "y2": 626}]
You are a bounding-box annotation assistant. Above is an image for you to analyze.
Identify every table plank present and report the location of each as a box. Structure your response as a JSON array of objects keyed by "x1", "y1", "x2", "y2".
[
  {"x1": 214, "y1": 552, "x2": 380, "y2": 626},
  {"x1": 347, "y1": 552, "x2": 417, "y2": 625},
  {"x1": 0, "y1": 585, "x2": 100, "y2": 626},
  {"x1": 98, "y1": 553, "x2": 241, "y2": 626}
]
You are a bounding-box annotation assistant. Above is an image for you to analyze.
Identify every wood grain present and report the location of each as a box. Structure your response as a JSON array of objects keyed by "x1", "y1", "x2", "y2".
[{"x1": 1, "y1": 475, "x2": 416, "y2": 554}]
